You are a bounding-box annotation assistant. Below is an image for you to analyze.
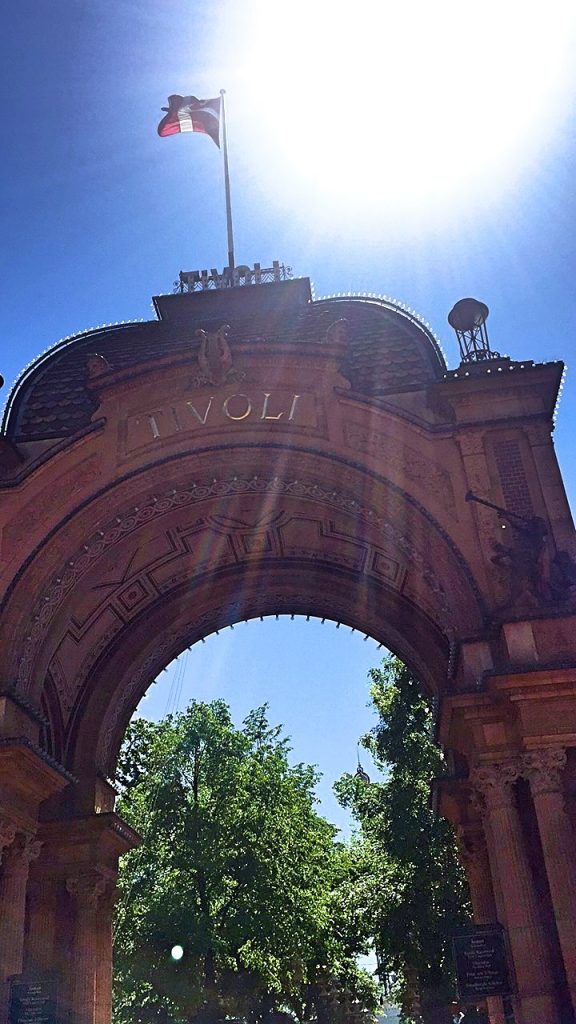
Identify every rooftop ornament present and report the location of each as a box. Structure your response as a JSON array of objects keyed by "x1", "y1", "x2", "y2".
[
  {"x1": 355, "y1": 745, "x2": 370, "y2": 783},
  {"x1": 177, "y1": 260, "x2": 292, "y2": 293},
  {"x1": 448, "y1": 297, "x2": 500, "y2": 363}
]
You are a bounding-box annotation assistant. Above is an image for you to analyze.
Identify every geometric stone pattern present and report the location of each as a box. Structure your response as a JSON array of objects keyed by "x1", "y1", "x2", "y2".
[{"x1": 17, "y1": 472, "x2": 475, "y2": 703}]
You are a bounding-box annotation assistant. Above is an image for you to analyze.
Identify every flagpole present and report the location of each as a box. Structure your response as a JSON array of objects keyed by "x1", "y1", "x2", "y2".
[{"x1": 220, "y1": 89, "x2": 235, "y2": 270}]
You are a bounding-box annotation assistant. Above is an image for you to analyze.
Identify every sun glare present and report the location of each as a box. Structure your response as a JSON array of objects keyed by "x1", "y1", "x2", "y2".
[{"x1": 225, "y1": 1, "x2": 576, "y2": 226}]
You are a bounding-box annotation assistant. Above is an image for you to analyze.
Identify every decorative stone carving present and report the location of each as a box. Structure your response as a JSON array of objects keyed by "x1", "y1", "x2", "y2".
[
  {"x1": 550, "y1": 550, "x2": 576, "y2": 603},
  {"x1": 523, "y1": 748, "x2": 567, "y2": 797},
  {"x1": 191, "y1": 324, "x2": 245, "y2": 387},
  {"x1": 2, "y1": 834, "x2": 42, "y2": 872},
  {"x1": 492, "y1": 521, "x2": 551, "y2": 607},
  {"x1": 0, "y1": 819, "x2": 16, "y2": 863},
  {"x1": 21, "y1": 837, "x2": 42, "y2": 864},
  {"x1": 18, "y1": 474, "x2": 467, "y2": 694},
  {"x1": 465, "y1": 492, "x2": 551, "y2": 609},
  {"x1": 66, "y1": 871, "x2": 107, "y2": 910},
  {"x1": 458, "y1": 828, "x2": 488, "y2": 877},
  {"x1": 470, "y1": 761, "x2": 522, "y2": 813},
  {"x1": 86, "y1": 353, "x2": 112, "y2": 380},
  {"x1": 196, "y1": 324, "x2": 231, "y2": 384},
  {"x1": 458, "y1": 432, "x2": 486, "y2": 458},
  {"x1": 100, "y1": 883, "x2": 119, "y2": 913}
]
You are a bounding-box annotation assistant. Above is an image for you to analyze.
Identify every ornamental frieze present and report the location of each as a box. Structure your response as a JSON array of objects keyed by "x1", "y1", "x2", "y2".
[{"x1": 17, "y1": 474, "x2": 462, "y2": 694}]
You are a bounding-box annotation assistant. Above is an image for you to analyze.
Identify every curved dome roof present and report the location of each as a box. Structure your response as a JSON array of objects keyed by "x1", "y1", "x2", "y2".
[{"x1": 3, "y1": 278, "x2": 446, "y2": 443}]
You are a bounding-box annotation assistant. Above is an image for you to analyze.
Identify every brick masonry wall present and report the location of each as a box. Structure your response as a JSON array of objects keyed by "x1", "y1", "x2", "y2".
[{"x1": 493, "y1": 439, "x2": 534, "y2": 518}]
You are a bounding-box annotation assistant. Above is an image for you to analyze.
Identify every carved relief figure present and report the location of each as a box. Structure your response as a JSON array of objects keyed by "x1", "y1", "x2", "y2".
[
  {"x1": 490, "y1": 514, "x2": 551, "y2": 608},
  {"x1": 195, "y1": 324, "x2": 235, "y2": 386},
  {"x1": 550, "y1": 550, "x2": 576, "y2": 603},
  {"x1": 465, "y1": 491, "x2": 551, "y2": 608},
  {"x1": 86, "y1": 353, "x2": 112, "y2": 380}
]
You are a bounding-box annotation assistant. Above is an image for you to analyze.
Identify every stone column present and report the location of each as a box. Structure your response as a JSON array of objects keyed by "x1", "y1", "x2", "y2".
[
  {"x1": 471, "y1": 761, "x2": 560, "y2": 1024},
  {"x1": 0, "y1": 823, "x2": 17, "y2": 1024},
  {"x1": 458, "y1": 825, "x2": 498, "y2": 923},
  {"x1": 458, "y1": 826, "x2": 506, "y2": 1024},
  {"x1": 94, "y1": 884, "x2": 117, "y2": 1024},
  {"x1": 25, "y1": 877, "x2": 59, "y2": 973},
  {"x1": 524, "y1": 747, "x2": 576, "y2": 1017},
  {"x1": 66, "y1": 871, "x2": 107, "y2": 1024},
  {"x1": 0, "y1": 834, "x2": 41, "y2": 1024}
]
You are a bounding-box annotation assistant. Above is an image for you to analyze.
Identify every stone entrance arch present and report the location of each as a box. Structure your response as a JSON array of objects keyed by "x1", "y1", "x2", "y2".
[{"x1": 1, "y1": 275, "x2": 575, "y2": 1024}]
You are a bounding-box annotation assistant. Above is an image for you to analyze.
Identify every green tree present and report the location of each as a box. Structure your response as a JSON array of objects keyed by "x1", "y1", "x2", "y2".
[
  {"x1": 335, "y1": 658, "x2": 472, "y2": 1024},
  {"x1": 113, "y1": 700, "x2": 378, "y2": 1024}
]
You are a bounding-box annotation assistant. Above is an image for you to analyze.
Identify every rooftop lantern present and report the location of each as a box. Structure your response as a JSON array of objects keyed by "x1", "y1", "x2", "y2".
[{"x1": 448, "y1": 297, "x2": 500, "y2": 363}]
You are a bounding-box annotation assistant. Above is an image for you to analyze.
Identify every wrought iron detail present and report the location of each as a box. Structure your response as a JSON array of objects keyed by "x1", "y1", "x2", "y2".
[
  {"x1": 178, "y1": 261, "x2": 292, "y2": 293},
  {"x1": 448, "y1": 297, "x2": 500, "y2": 363}
]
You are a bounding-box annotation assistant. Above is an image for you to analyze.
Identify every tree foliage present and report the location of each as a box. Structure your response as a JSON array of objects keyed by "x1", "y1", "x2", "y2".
[
  {"x1": 335, "y1": 658, "x2": 472, "y2": 1023},
  {"x1": 113, "y1": 700, "x2": 378, "y2": 1024}
]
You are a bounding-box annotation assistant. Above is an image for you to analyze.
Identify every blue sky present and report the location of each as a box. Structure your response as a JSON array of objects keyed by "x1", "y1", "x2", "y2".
[{"x1": 3, "y1": 1, "x2": 576, "y2": 831}]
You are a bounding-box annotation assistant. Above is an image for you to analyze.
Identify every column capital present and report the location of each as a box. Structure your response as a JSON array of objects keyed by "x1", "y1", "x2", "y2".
[
  {"x1": 523, "y1": 747, "x2": 567, "y2": 797},
  {"x1": 100, "y1": 883, "x2": 119, "y2": 913},
  {"x1": 0, "y1": 818, "x2": 16, "y2": 862},
  {"x1": 2, "y1": 833, "x2": 42, "y2": 875},
  {"x1": 470, "y1": 759, "x2": 522, "y2": 812},
  {"x1": 66, "y1": 870, "x2": 107, "y2": 910},
  {"x1": 457, "y1": 826, "x2": 489, "y2": 881}
]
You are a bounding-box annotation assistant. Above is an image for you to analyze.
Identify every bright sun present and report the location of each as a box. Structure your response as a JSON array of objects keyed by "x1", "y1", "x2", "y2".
[{"x1": 224, "y1": 0, "x2": 576, "y2": 226}]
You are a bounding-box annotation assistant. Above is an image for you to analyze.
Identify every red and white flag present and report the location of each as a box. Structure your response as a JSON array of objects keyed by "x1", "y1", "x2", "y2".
[{"x1": 157, "y1": 95, "x2": 221, "y2": 147}]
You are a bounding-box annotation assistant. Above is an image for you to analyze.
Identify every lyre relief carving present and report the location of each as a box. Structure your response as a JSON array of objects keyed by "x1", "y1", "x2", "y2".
[{"x1": 192, "y1": 324, "x2": 245, "y2": 388}]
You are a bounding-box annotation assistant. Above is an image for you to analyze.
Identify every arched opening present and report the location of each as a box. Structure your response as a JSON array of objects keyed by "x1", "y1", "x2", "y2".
[
  {"x1": 111, "y1": 616, "x2": 458, "y2": 1024},
  {"x1": 126, "y1": 615, "x2": 387, "y2": 833}
]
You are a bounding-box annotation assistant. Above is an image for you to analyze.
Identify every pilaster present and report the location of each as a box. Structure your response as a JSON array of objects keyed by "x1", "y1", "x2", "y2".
[
  {"x1": 94, "y1": 885, "x2": 118, "y2": 1024},
  {"x1": 28, "y1": 813, "x2": 139, "y2": 1024},
  {"x1": 0, "y1": 834, "x2": 41, "y2": 1024},
  {"x1": 25, "y1": 878, "x2": 59, "y2": 974},
  {"x1": 66, "y1": 871, "x2": 108, "y2": 1024},
  {"x1": 524, "y1": 747, "x2": 576, "y2": 1018},
  {"x1": 471, "y1": 760, "x2": 561, "y2": 1024},
  {"x1": 457, "y1": 825, "x2": 506, "y2": 1024}
]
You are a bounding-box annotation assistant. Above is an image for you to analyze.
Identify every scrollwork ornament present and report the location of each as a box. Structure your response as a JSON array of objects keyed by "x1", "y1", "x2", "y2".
[
  {"x1": 100, "y1": 882, "x2": 120, "y2": 920},
  {"x1": 22, "y1": 838, "x2": 42, "y2": 864},
  {"x1": 457, "y1": 827, "x2": 489, "y2": 882},
  {"x1": 523, "y1": 748, "x2": 567, "y2": 798},
  {"x1": 0, "y1": 818, "x2": 16, "y2": 863},
  {"x1": 2, "y1": 834, "x2": 41, "y2": 874},
  {"x1": 470, "y1": 761, "x2": 522, "y2": 813}
]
